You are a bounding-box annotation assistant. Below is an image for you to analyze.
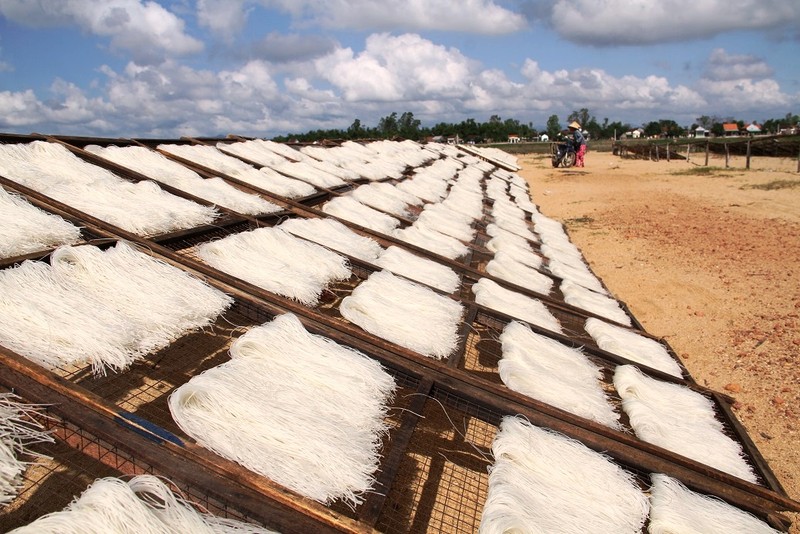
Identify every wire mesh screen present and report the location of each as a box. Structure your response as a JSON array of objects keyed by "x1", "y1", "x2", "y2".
[
  {"x1": 376, "y1": 389, "x2": 497, "y2": 533},
  {"x1": 0, "y1": 407, "x2": 273, "y2": 530}
]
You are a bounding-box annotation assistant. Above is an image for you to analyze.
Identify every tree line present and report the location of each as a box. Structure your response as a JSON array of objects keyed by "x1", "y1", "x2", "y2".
[{"x1": 272, "y1": 110, "x2": 799, "y2": 143}]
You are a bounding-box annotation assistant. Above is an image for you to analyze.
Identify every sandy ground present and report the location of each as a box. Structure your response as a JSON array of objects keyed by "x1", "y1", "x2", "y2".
[{"x1": 518, "y1": 149, "x2": 800, "y2": 529}]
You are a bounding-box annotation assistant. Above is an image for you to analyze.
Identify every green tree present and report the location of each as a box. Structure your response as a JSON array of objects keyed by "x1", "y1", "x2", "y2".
[
  {"x1": 347, "y1": 118, "x2": 365, "y2": 139},
  {"x1": 377, "y1": 112, "x2": 399, "y2": 138},
  {"x1": 584, "y1": 117, "x2": 602, "y2": 140},
  {"x1": 398, "y1": 111, "x2": 421, "y2": 139},
  {"x1": 643, "y1": 121, "x2": 661, "y2": 137},
  {"x1": 568, "y1": 108, "x2": 592, "y2": 129},
  {"x1": 483, "y1": 114, "x2": 505, "y2": 142},
  {"x1": 601, "y1": 120, "x2": 630, "y2": 140},
  {"x1": 545, "y1": 114, "x2": 561, "y2": 139}
]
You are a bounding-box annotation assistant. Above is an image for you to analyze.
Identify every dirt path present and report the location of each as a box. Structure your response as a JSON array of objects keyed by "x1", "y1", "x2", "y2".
[{"x1": 518, "y1": 150, "x2": 800, "y2": 529}]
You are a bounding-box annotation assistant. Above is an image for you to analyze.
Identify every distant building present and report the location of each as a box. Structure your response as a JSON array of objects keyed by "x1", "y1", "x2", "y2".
[
  {"x1": 507, "y1": 134, "x2": 521, "y2": 143},
  {"x1": 694, "y1": 126, "x2": 710, "y2": 138},
  {"x1": 745, "y1": 123, "x2": 762, "y2": 135},
  {"x1": 722, "y1": 123, "x2": 740, "y2": 136}
]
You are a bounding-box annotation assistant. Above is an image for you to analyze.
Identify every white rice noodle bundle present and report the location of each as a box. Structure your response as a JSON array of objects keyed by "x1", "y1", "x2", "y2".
[
  {"x1": 471, "y1": 278, "x2": 562, "y2": 334},
  {"x1": 0, "y1": 393, "x2": 53, "y2": 505},
  {"x1": 514, "y1": 194, "x2": 539, "y2": 215},
  {"x1": 342, "y1": 140, "x2": 378, "y2": 157},
  {"x1": 532, "y1": 213, "x2": 567, "y2": 235},
  {"x1": 486, "y1": 252, "x2": 553, "y2": 295},
  {"x1": 441, "y1": 190, "x2": 484, "y2": 222},
  {"x1": 368, "y1": 181, "x2": 424, "y2": 207},
  {"x1": 0, "y1": 142, "x2": 217, "y2": 236},
  {"x1": 341, "y1": 159, "x2": 405, "y2": 181},
  {"x1": 459, "y1": 165, "x2": 489, "y2": 183},
  {"x1": 585, "y1": 317, "x2": 683, "y2": 377},
  {"x1": 169, "y1": 313, "x2": 395, "y2": 507},
  {"x1": 480, "y1": 416, "x2": 649, "y2": 534},
  {"x1": 417, "y1": 158, "x2": 462, "y2": 181},
  {"x1": 85, "y1": 144, "x2": 281, "y2": 216},
  {"x1": 547, "y1": 258, "x2": 595, "y2": 288},
  {"x1": 304, "y1": 157, "x2": 361, "y2": 182},
  {"x1": 485, "y1": 228, "x2": 538, "y2": 250},
  {"x1": 375, "y1": 246, "x2": 460, "y2": 293},
  {"x1": 485, "y1": 178, "x2": 508, "y2": 201},
  {"x1": 0, "y1": 260, "x2": 142, "y2": 372},
  {"x1": 491, "y1": 200, "x2": 526, "y2": 222},
  {"x1": 0, "y1": 243, "x2": 231, "y2": 374},
  {"x1": 301, "y1": 144, "x2": 351, "y2": 164},
  {"x1": 486, "y1": 222, "x2": 538, "y2": 244},
  {"x1": 561, "y1": 280, "x2": 630, "y2": 325},
  {"x1": 614, "y1": 365, "x2": 758, "y2": 483},
  {"x1": 251, "y1": 166, "x2": 317, "y2": 198},
  {"x1": 340, "y1": 270, "x2": 463, "y2": 359},
  {"x1": 499, "y1": 322, "x2": 620, "y2": 428},
  {"x1": 279, "y1": 217, "x2": 383, "y2": 262},
  {"x1": 216, "y1": 140, "x2": 290, "y2": 166},
  {"x1": 50, "y1": 242, "x2": 233, "y2": 355},
  {"x1": 486, "y1": 236, "x2": 543, "y2": 270},
  {"x1": 541, "y1": 238, "x2": 586, "y2": 262},
  {"x1": 648, "y1": 474, "x2": 780, "y2": 534},
  {"x1": 0, "y1": 187, "x2": 81, "y2": 258},
  {"x1": 350, "y1": 183, "x2": 412, "y2": 217},
  {"x1": 158, "y1": 143, "x2": 316, "y2": 198},
  {"x1": 431, "y1": 195, "x2": 480, "y2": 224},
  {"x1": 393, "y1": 223, "x2": 469, "y2": 260},
  {"x1": 196, "y1": 228, "x2": 350, "y2": 306},
  {"x1": 322, "y1": 196, "x2": 400, "y2": 235},
  {"x1": 271, "y1": 160, "x2": 349, "y2": 188},
  {"x1": 9, "y1": 474, "x2": 278, "y2": 533},
  {"x1": 396, "y1": 174, "x2": 449, "y2": 202},
  {"x1": 251, "y1": 139, "x2": 305, "y2": 162},
  {"x1": 492, "y1": 215, "x2": 533, "y2": 241},
  {"x1": 304, "y1": 144, "x2": 363, "y2": 166},
  {"x1": 415, "y1": 205, "x2": 476, "y2": 242}
]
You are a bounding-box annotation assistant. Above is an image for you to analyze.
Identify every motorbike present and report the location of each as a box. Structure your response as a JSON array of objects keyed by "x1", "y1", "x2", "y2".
[{"x1": 551, "y1": 139, "x2": 577, "y2": 168}]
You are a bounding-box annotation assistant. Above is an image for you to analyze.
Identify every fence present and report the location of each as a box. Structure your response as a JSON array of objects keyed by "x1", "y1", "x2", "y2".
[{"x1": 614, "y1": 135, "x2": 800, "y2": 172}]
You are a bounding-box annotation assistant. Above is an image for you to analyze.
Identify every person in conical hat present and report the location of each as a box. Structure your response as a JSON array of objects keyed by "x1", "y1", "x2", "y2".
[{"x1": 568, "y1": 121, "x2": 587, "y2": 167}]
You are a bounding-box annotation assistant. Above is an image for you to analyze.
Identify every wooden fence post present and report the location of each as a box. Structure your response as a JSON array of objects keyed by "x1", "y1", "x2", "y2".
[
  {"x1": 705, "y1": 141, "x2": 709, "y2": 166},
  {"x1": 746, "y1": 139, "x2": 751, "y2": 170},
  {"x1": 686, "y1": 142, "x2": 691, "y2": 164},
  {"x1": 725, "y1": 142, "x2": 730, "y2": 168},
  {"x1": 666, "y1": 142, "x2": 670, "y2": 162}
]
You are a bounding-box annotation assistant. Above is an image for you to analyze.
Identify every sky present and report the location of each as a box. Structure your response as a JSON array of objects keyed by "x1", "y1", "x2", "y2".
[{"x1": 0, "y1": 0, "x2": 798, "y2": 138}]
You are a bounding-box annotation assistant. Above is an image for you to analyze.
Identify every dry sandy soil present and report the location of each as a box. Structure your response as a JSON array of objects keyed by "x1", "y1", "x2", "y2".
[{"x1": 518, "y1": 149, "x2": 800, "y2": 530}]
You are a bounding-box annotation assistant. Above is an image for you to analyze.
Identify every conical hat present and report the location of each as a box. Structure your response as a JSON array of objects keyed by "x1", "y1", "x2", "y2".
[{"x1": 568, "y1": 121, "x2": 581, "y2": 130}]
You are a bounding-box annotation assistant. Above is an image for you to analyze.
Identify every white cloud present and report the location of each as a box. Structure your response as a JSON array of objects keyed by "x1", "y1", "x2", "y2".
[
  {"x1": 196, "y1": 0, "x2": 250, "y2": 42},
  {"x1": 704, "y1": 48, "x2": 774, "y2": 81},
  {"x1": 550, "y1": 0, "x2": 800, "y2": 45},
  {"x1": 0, "y1": 31, "x2": 796, "y2": 137},
  {"x1": 0, "y1": 0, "x2": 203, "y2": 63},
  {"x1": 247, "y1": 32, "x2": 338, "y2": 63},
  {"x1": 265, "y1": 0, "x2": 527, "y2": 34},
  {"x1": 314, "y1": 33, "x2": 475, "y2": 101},
  {"x1": 695, "y1": 78, "x2": 791, "y2": 111},
  {"x1": 518, "y1": 60, "x2": 707, "y2": 116}
]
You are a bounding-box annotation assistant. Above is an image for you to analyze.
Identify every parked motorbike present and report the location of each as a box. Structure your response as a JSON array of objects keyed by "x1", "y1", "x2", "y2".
[{"x1": 551, "y1": 139, "x2": 577, "y2": 168}]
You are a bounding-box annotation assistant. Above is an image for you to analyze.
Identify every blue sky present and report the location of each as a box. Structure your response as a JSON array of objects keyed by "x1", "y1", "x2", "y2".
[{"x1": 0, "y1": 0, "x2": 797, "y2": 138}]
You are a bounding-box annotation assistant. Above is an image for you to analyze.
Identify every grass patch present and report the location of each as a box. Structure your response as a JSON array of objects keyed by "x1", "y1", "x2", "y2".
[
  {"x1": 671, "y1": 166, "x2": 725, "y2": 176},
  {"x1": 741, "y1": 180, "x2": 800, "y2": 191},
  {"x1": 564, "y1": 216, "x2": 595, "y2": 227}
]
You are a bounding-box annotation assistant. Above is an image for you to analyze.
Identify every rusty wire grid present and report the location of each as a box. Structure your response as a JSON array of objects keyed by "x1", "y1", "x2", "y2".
[
  {"x1": 375, "y1": 389, "x2": 496, "y2": 533},
  {"x1": 0, "y1": 405, "x2": 270, "y2": 530}
]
